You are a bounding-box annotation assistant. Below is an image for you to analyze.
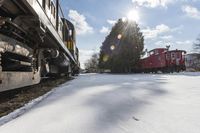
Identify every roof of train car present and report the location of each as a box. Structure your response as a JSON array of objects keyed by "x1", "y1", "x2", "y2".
[{"x1": 168, "y1": 49, "x2": 186, "y2": 53}]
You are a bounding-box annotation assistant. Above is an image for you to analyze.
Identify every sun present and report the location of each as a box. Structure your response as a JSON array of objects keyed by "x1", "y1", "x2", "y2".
[{"x1": 127, "y1": 10, "x2": 140, "y2": 22}]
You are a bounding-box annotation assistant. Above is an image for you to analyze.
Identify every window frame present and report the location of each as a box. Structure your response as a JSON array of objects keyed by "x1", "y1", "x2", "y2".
[
  {"x1": 47, "y1": 0, "x2": 51, "y2": 9},
  {"x1": 51, "y1": 2, "x2": 56, "y2": 18}
]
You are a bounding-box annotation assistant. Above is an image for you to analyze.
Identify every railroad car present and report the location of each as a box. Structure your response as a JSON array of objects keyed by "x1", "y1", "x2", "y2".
[
  {"x1": 0, "y1": 0, "x2": 80, "y2": 92},
  {"x1": 140, "y1": 48, "x2": 186, "y2": 73}
]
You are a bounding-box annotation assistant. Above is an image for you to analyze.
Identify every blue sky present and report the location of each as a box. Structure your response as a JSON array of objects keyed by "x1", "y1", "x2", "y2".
[{"x1": 60, "y1": 0, "x2": 200, "y2": 68}]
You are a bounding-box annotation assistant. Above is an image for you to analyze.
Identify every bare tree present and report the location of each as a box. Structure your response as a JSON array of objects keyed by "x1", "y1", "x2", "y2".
[
  {"x1": 194, "y1": 36, "x2": 200, "y2": 53},
  {"x1": 84, "y1": 53, "x2": 99, "y2": 73}
]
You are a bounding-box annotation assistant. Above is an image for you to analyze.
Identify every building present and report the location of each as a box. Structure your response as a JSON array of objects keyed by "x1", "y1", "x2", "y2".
[{"x1": 185, "y1": 53, "x2": 200, "y2": 71}]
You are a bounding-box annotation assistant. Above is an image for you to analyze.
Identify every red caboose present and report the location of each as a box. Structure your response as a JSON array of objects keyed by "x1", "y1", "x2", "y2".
[{"x1": 139, "y1": 48, "x2": 186, "y2": 73}]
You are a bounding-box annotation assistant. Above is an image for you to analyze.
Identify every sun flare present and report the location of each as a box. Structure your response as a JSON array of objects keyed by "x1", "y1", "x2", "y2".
[{"x1": 127, "y1": 10, "x2": 140, "y2": 22}]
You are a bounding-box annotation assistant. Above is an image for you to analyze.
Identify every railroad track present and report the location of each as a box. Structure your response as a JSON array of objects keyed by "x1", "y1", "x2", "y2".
[{"x1": 0, "y1": 76, "x2": 73, "y2": 118}]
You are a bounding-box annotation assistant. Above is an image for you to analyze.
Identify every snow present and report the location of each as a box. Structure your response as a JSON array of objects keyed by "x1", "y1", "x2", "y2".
[{"x1": 1, "y1": 73, "x2": 200, "y2": 133}]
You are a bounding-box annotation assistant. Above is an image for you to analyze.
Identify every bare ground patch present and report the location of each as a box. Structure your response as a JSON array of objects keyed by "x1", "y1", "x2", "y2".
[{"x1": 0, "y1": 77, "x2": 73, "y2": 118}]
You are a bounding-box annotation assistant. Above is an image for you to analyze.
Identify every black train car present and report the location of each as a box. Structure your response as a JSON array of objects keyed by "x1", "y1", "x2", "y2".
[
  {"x1": 62, "y1": 18, "x2": 80, "y2": 75},
  {"x1": 0, "y1": 0, "x2": 79, "y2": 92}
]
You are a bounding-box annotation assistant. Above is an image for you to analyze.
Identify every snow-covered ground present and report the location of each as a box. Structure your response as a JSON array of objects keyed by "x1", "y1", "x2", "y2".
[{"x1": 0, "y1": 73, "x2": 200, "y2": 133}]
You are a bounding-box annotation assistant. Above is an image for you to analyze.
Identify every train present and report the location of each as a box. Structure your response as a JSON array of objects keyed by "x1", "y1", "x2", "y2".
[
  {"x1": 138, "y1": 48, "x2": 186, "y2": 73},
  {"x1": 0, "y1": 0, "x2": 80, "y2": 92}
]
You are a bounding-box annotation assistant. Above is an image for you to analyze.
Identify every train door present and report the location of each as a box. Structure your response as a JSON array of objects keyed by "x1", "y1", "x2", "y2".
[
  {"x1": 176, "y1": 52, "x2": 181, "y2": 65},
  {"x1": 166, "y1": 53, "x2": 170, "y2": 60},
  {"x1": 171, "y1": 52, "x2": 175, "y2": 60}
]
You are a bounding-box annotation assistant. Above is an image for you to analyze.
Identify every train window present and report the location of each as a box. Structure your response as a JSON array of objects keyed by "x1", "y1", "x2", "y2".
[
  {"x1": 182, "y1": 52, "x2": 185, "y2": 58},
  {"x1": 51, "y1": 2, "x2": 56, "y2": 18},
  {"x1": 51, "y1": 2, "x2": 53, "y2": 14},
  {"x1": 47, "y1": 0, "x2": 50, "y2": 9},
  {"x1": 60, "y1": 22, "x2": 63, "y2": 31},
  {"x1": 171, "y1": 53, "x2": 175, "y2": 58},
  {"x1": 149, "y1": 51, "x2": 154, "y2": 56},
  {"x1": 42, "y1": 0, "x2": 46, "y2": 9},
  {"x1": 69, "y1": 30, "x2": 72, "y2": 37}
]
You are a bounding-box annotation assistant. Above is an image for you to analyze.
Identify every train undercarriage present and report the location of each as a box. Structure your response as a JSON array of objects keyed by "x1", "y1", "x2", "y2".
[{"x1": 141, "y1": 65, "x2": 186, "y2": 73}]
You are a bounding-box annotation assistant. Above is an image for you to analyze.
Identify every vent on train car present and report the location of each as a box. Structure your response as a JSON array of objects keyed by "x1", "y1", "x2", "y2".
[{"x1": 1, "y1": 52, "x2": 33, "y2": 72}]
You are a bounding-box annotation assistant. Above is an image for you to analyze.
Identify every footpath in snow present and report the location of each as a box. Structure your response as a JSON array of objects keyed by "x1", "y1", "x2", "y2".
[{"x1": 0, "y1": 73, "x2": 200, "y2": 133}]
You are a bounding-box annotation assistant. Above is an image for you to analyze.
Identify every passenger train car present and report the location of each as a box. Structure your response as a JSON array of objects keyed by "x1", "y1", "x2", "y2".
[
  {"x1": 139, "y1": 48, "x2": 186, "y2": 73},
  {"x1": 0, "y1": 0, "x2": 80, "y2": 92}
]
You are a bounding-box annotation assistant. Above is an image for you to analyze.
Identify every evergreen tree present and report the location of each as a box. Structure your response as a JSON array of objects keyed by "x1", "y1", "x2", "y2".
[{"x1": 99, "y1": 19, "x2": 144, "y2": 73}]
